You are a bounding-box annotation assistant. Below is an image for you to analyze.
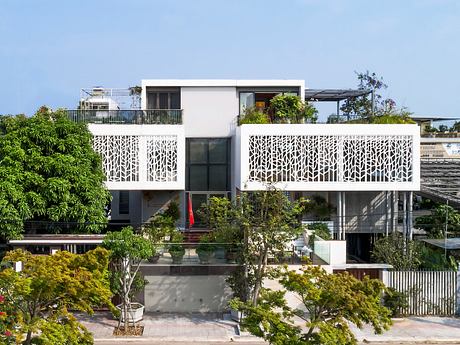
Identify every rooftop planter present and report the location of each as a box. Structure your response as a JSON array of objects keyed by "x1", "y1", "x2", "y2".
[{"x1": 238, "y1": 95, "x2": 318, "y2": 125}]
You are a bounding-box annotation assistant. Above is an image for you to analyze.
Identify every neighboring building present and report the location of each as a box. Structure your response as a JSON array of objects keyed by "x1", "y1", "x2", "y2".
[{"x1": 68, "y1": 79, "x2": 420, "y2": 260}]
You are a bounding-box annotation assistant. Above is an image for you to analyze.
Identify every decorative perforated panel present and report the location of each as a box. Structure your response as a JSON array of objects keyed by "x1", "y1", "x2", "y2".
[
  {"x1": 146, "y1": 136, "x2": 178, "y2": 182},
  {"x1": 93, "y1": 135, "x2": 139, "y2": 182},
  {"x1": 248, "y1": 135, "x2": 413, "y2": 184},
  {"x1": 93, "y1": 135, "x2": 179, "y2": 183}
]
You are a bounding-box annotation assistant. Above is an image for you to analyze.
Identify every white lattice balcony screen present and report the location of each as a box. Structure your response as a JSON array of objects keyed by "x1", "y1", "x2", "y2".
[
  {"x1": 89, "y1": 124, "x2": 185, "y2": 190},
  {"x1": 237, "y1": 125, "x2": 420, "y2": 191}
]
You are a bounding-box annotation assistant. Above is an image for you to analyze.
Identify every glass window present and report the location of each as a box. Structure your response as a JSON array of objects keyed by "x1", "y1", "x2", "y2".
[
  {"x1": 239, "y1": 92, "x2": 255, "y2": 114},
  {"x1": 209, "y1": 165, "x2": 227, "y2": 190},
  {"x1": 159, "y1": 93, "x2": 168, "y2": 109},
  {"x1": 189, "y1": 140, "x2": 208, "y2": 164},
  {"x1": 170, "y1": 92, "x2": 180, "y2": 109},
  {"x1": 209, "y1": 139, "x2": 227, "y2": 164},
  {"x1": 119, "y1": 191, "x2": 130, "y2": 215},
  {"x1": 147, "y1": 93, "x2": 157, "y2": 109},
  {"x1": 189, "y1": 165, "x2": 208, "y2": 191}
]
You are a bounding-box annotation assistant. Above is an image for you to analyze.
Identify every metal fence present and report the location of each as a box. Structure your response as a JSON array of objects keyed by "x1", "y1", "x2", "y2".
[
  {"x1": 66, "y1": 109, "x2": 183, "y2": 124},
  {"x1": 382, "y1": 270, "x2": 458, "y2": 316}
]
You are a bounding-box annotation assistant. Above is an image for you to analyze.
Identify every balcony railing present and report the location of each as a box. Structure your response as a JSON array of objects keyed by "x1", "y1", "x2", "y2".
[{"x1": 67, "y1": 109, "x2": 183, "y2": 125}]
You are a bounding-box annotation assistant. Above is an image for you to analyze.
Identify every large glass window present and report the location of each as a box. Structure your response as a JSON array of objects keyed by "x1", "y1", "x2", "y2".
[
  {"x1": 186, "y1": 138, "x2": 231, "y2": 228},
  {"x1": 119, "y1": 191, "x2": 130, "y2": 215},
  {"x1": 146, "y1": 88, "x2": 181, "y2": 109},
  {"x1": 186, "y1": 138, "x2": 231, "y2": 192}
]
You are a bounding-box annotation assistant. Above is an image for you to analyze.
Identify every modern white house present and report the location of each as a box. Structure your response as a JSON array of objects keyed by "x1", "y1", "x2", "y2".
[{"x1": 65, "y1": 79, "x2": 421, "y2": 261}]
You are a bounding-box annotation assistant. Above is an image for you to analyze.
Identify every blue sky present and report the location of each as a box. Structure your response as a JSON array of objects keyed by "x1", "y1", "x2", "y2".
[{"x1": 1, "y1": 0, "x2": 459, "y2": 120}]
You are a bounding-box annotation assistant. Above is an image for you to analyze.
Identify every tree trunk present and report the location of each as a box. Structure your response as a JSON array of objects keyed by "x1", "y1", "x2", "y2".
[{"x1": 23, "y1": 330, "x2": 32, "y2": 345}]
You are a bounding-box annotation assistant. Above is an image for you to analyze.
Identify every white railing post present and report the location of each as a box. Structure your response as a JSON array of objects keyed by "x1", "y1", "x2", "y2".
[{"x1": 456, "y1": 264, "x2": 460, "y2": 315}]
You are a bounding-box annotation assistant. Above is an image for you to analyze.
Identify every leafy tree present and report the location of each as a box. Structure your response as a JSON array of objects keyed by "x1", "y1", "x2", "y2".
[
  {"x1": 451, "y1": 121, "x2": 460, "y2": 132},
  {"x1": 0, "y1": 107, "x2": 111, "y2": 240},
  {"x1": 339, "y1": 71, "x2": 417, "y2": 122},
  {"x1": 371, "y1": 234, "x2": 423, "y2": 270},
  {"x1": 371, "y1": 233, "x2": 457, "y2": 271},
  {"x1": 201, "y1": 189, "x2": 304, "y2": 305},
  {"x1": 415, "y1": 204, "x2": 460, "y2": 238},
  {"x1": 231, "y1": 265, "x2": 391, "y2": 345},
  {"x1": 0, "y1": 247, "x2": 114, "y2": 345},
  {"x1": 102, "y1": 227, "x2": 152, "y2": 332}
]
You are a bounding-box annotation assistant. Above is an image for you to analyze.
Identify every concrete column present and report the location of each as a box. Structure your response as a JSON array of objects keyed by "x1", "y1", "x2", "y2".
[
  {"x1": 385, "y1": 191, "x2": 389, "y2": 236},
  {"x1": 342, "y1": 192, "x2": 346, "y2": 241},
  {"x1": 392, "y1": 191, "x2": 398, "y2": 233},
  {"x1": 408, "y1": 191, "x2": 413, "y2": 241},
  {"x1": 403, "y1": 192, "x2": 407, "y2": 240}
]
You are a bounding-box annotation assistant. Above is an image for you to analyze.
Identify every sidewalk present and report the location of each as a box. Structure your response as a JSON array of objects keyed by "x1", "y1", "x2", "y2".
[
  {"x1": 79, "y1": 312, "x2": 241, "y2": 342},
  {"x1": 351, "y1": 316, "x2": 460, "y2": 343},
  {"x1": 81, "y1": 312, "x2": 460, "y2": 343}
]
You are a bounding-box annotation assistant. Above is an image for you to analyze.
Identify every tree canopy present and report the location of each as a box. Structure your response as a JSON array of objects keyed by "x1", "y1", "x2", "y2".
[
  {"x1": 231, "y1": 265, "x2": 391, "y2": 345},
  {"x1": 201, "y1": 189, "x2": 305, "y2": 305},
  {"x1": 0, "y1": 108, "x2": 111, "y2": 239},
  {"x1": 0, "y1": 247, "x2": 114, "y2": 345},
  {"x1": 102, "y1": 227, "x2": 153, "y2": 332}
]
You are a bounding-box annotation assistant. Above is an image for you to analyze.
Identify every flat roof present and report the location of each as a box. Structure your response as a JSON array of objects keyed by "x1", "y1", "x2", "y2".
[
  {"x1": 142, "y1": 79, "x2": 304, "y2": 88},
  {"x1": 422, "y1": 238, "x2": 460, "y2": 250},
  {"x1": 8, "y1": 234, "x2": 106, "y2": 245},
  {"x1": 412, "y1": 116, "x2": 460, "y2": 122},
  {"x1": 305, "y1": 89, "x2": 372, "y2": 102}
]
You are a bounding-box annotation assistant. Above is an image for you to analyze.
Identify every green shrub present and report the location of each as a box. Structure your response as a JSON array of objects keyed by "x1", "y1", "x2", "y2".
[
  {"x1": 383, "y1": 287, "x2": 408, "y2": 317},
  {"x1": 239, "y1": 108, "x2": 269, "y2": 124}
]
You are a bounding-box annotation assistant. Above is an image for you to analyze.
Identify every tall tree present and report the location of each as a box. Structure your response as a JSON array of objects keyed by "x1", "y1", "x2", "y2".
[
  {"x1": 0, "y1": 107, "x2": 111, "y2": 239},
  {"x1": 0, "y1": 248, "x2": 114, "y2": 345},
  {"x1": 231, "y1": 265, "x2": 391, "y2": 345},
  {"x1": 340, "y1": 71, "x2": 397, "y2": 117},
  {"x1": 201, "y1": 189, "x2": 305, "y2": 306},
  {"x1": 102, "y1": 227, "x2": 152, "y2": 332}
]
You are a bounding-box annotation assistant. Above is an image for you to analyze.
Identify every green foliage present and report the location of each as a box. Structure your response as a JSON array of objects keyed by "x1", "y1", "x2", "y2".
[
  {"x1": 302, "y1": 195, "x2": 335, "y2": 221},
  {"x1": 239, "y1": 108, "x2": 270, "y2": 124},
  {"x1": 102, "y1": 227, "x2": 152, "y2": 331},
  {"x1": 232, "y1": 265, "x2": 391, "y2": 345},
  {"x1": 197, "y1": 233, "x2": 215, "y2": 254},
  {"x1": 340, "y1": 71, "x2": 415, "y2": 125},
  {"x1": 269, "y1": 95, "x2": 317, "y2": 123},
  {"x1": 371, "y1": 234, "x2": 422, "y2": 270},
  {"x1": 0, "y1": 108, "x2": 111, "y2": 240},
  {"x1": 415, "y1": 204, "x2": 460, "y2": 238},
  {"x1": 202, "y1": 189, "x2": 305, "y2": 304},
  {"x1": 163, "y1": 200, "x2": 180, "y2": 222},
  {"x1": 0, "y1": 247, "x2": 113, "y2": 345},
  {"x1": 383, "y1": 287, "x2": 409, "y2": 317},
  {"x1": 419, "y1": 245, "x2": 458, "y2": 271},
  {"x1": 307, "y1": 222, "x2": 331, "y2": 249}
]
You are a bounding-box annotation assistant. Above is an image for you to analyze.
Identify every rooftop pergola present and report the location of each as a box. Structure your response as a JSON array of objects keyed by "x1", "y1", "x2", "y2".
[
  {"x1": 304, "y1": 89, "x2": 373, "y2": 120},
  {"x1": 304, "y1": 89, "x2": 372, "y2": 102}
]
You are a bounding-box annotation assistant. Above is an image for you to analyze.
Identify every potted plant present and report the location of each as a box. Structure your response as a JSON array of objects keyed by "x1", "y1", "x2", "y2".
[
  {"x1": 196, "y1": 234, "x2": 215, "y2": 264},
  {"x1": 269, "y1": 94, "x2": 303, "y2": 123},
  {"x1": 102, "y1": 227, "x2": 151, "y2": 333},
  {"x1": 168, "y1": 232, "x2": 185, "y2": 264},
  {"x1": 300, "y1": 102, "x2": 318, "y2": 123},
  {"x1": 239, "y1": 107, "x2": 270, "y2": 125},
  {"x1": 145, "y1": 201, "x2": 180, "y2": 264}
]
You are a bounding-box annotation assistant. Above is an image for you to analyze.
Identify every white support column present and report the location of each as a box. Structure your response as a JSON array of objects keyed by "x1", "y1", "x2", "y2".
[
  {"x1": 337, "y1": 191, "x2": 342, "y2": 240},
  {"x1": 385, "y1": 191, "x2": 389, "y2": 236},
  {"x1": 403, "y1": 192, "x2": 407, "y2": 240},
  {"x1": 342, "y1": 192, "x2": 346, "y2": 241},
  {"x1": 408, "y1": 191, "x2": 413, "y2": 241},
  {"x1": 392, "y1": 191, "x2": 398, "y2": 233}
]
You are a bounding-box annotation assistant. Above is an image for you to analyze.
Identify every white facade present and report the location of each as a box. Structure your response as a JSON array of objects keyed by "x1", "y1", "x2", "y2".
[
  {"x1": 89, "y1": 124, "x2": 185, "y2": 190},
  {"x1": 79, "y1": 79, "x2": 420, "y2": 237},
  {"x1": 236, "y1": 124, "x2": 420, "y2": 191}
]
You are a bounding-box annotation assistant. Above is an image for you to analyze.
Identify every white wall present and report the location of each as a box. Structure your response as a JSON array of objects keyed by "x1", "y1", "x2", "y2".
[{"x1": 181, "y1": 87, "x2": 238, "y2": 138}]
